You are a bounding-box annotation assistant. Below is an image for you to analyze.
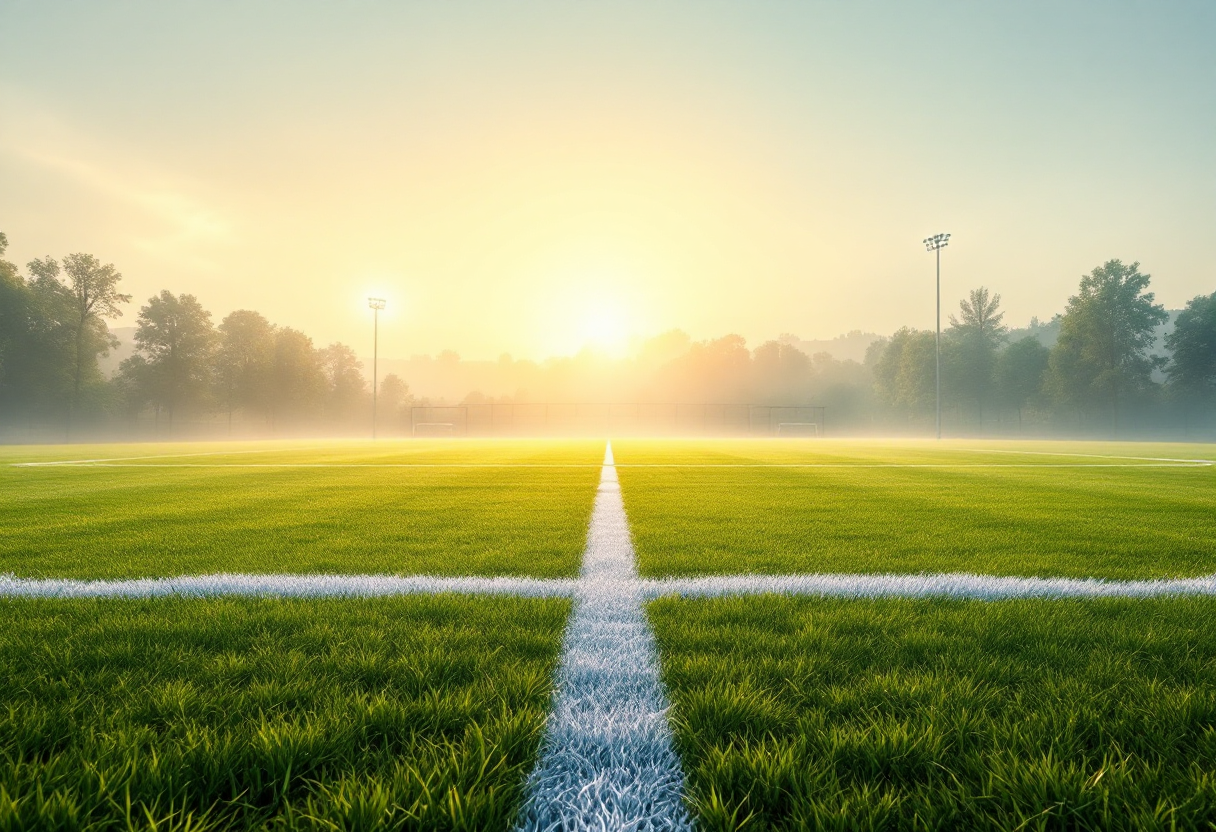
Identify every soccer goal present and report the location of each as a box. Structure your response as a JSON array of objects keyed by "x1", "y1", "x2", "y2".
[
  {"x1": 409, "y1": 405, "x2": 469, "y2": 436},
  {"x1": 756, "y1": 405, "x2": 825, "y2": 436},
  {"x1": 412, "y1": 422, "x2": 457, "y2": 437}
]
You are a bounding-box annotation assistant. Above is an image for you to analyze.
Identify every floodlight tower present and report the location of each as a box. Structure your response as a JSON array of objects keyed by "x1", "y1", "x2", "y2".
[
  {"x1": 923, "y1": 233, "x2": 950, "y2": 440},
  {"x1": 368, "y1": 297, "x2": 386, "y2": 439}
]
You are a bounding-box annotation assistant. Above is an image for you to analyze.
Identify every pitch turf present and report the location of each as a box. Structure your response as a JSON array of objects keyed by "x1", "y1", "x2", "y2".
[
  {"x1": 611, "y1": 438, "x2": 1216, "y2": 466},
  {"x1": 1, "y1": 440, "x2": 602, "y2": 579},
  {"x1": 0, "y1": 595, "x2": 569, "y2": 831},
  {"x1": 614, "y1": 439, "x2": 1216, "y2": 579},
  {"x1": 649, "y1": 595, "x2": 1216, "y2": 831}
]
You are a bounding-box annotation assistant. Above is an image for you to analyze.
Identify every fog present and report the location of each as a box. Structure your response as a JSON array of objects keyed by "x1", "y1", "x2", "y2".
[
  {"x1": 3, "y1": 231, "x2": 1213, "y2": 442},
  {"x1": 2, "y1": 3, "x2": 1214, "y2": 361},
  {"x1": 2, "y1": 4, "x2": 1214, "y2": 443}
]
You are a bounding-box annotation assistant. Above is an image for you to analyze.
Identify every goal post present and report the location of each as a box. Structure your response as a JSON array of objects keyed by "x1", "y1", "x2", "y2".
[
  {"x1": 409, "y1": 405, "x2": 469, "y2": 436},
  {"x1": 759, "y1": 405, "x2": 826, "y2": 437},
  {"x1": 776, "y1": 422, "x2": 821, "y2": 437}
]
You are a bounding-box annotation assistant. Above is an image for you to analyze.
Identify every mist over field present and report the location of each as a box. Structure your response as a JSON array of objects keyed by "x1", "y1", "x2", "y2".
[
  {"x1": 2, "y1": 233, "x2": 1212, "y2": 441},
  {"x1": 2, "y1": 2, "x2": 1213, "y2": 442}
]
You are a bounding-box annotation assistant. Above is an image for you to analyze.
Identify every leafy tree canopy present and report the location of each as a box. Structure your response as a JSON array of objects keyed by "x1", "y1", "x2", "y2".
[
  {"x1": 1166, "y1": 292, "x2": 1216, "y2": 399},
  {"x1": 1045, "y1": 259, "x2": 1167, "y2": 411}
]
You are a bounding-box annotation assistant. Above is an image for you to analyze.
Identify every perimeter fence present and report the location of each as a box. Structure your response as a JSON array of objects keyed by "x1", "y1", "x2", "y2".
[{"x1": 408, "y1": 403, "x2": 826, "y2": 437}]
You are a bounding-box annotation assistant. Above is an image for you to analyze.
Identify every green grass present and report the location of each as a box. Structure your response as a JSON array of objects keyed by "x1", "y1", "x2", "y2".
[
  {"x1": 0, "y1": 438, "x2": 608, "y2": 467},
  {"x1": 615, "y1": 440, "x2": 1216, "y2": 579},
  {"x1": 611, "y1": 438, "x2": 1216, "y2": 466},
  {"x1": 0, "y1": 595, "x2": 570, "y2": 831},
  {"x1": 649, "y1": 595, "x2": 1216, "y2": 831},
  {"x1": 1, "y1": 440, "x2": 603, "y2": 579}
]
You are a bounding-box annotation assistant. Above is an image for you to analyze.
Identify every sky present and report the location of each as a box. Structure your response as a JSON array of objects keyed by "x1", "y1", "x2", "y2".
[{"x1": 1, "y1": 1, "x2": 1213, "y2": 361}]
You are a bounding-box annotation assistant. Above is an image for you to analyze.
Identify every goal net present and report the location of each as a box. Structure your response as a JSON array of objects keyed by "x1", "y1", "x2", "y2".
[
  {"x1": 776, "y1": 422, "x2": 821, "y2": 437},
  {"x1": 412, "y1": 422, "x2": 457, "y2": 437}
]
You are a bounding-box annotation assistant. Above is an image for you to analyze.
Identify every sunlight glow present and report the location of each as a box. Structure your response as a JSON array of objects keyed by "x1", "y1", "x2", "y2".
[{"x1": 580, "y1": 301, "x2": 631, "y2": 355}]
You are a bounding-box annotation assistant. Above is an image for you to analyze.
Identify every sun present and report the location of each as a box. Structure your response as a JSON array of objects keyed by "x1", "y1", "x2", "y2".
[
  {"x1": 536, "y1": 267, "x2": 645, "y2": 357},
  {"x1": 580, "y1": 302, "x2": 630, "y2": 353}
]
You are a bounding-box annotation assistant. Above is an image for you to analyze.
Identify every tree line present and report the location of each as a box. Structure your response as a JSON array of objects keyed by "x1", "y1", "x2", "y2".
[
  {"x1": 2, "y1": 229, "x2": 1214, "y2": 438},
  {"x1": 1, "y1": 232, "x2": 396, "y2": 436},
  {"x1": 868, "y1": 260, "x2": 1216, "y2": 433}
]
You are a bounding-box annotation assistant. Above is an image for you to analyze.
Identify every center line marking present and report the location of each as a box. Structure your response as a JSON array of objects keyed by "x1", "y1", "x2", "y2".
[{"x1": 514, "y1": 442, "x2": 693, "y2": 832}]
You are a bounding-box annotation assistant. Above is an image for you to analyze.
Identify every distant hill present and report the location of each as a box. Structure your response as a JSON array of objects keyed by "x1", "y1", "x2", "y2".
[
  {"x1": 1006, "y1": 316, "x2": 1063, "y2": 348},
  {"x1": 1007, "y1": 311, "x2": 1179, "y2": 354},
  {"x1": 778, "y1": 331, "x2": 878, "y2": 364}
]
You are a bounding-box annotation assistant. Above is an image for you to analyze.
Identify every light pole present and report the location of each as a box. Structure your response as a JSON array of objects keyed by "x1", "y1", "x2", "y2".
[
  {"x1": 922, "y1": 233, "x2": 950, "y2": 440},
  {"x1": 368, "y1": 297, "x2": 386, "y2": 439}
]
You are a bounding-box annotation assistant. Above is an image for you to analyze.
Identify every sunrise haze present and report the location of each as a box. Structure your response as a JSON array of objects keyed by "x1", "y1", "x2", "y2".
[{"x1": 2, "y1": 1, "x2": 1213, "y2": 361}]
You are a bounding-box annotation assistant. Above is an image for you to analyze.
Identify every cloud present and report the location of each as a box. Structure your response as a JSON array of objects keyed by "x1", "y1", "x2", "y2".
[{"x1": 0, "y1": 86, "x2": 234, "y2": 270}]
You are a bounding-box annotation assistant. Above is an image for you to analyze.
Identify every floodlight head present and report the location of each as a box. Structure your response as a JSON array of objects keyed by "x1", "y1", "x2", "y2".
[
  {"x1": 923, "y1": 233, "x2": 951, "y2": 252},
  {"x1": 368, "y1": 297, "x2": 387, "y2": 310}
]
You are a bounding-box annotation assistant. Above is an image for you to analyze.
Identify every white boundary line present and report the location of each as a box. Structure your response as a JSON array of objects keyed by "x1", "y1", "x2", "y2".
[
  {"x1": 11, "y1": 441, "x2": 1211, "y2": 470},
  {"x1": 9, "y1": 447, "x2": 318, "y2": 467},
  {"x1": 13, "y1": 462, "x2": 1210, "y2": 469},
  {"x1": 12, "y1": 463, "x2": 604, "y2": 469},
  {"x1": 615, "y1": 462, "x2": 1211, "y2": 468},
  {"x1": 5, "y1": 572, "x2": 1216, "y2": 601},
  {"x1": 643, "y1": 572, "x2": 1216, "y2": 600},
  {"x1": 0, "y1": 573, "x2": 576, "y2": 599},
  {"x1": 960, "y1": 448, "x2": 1215, "y2": 466}
]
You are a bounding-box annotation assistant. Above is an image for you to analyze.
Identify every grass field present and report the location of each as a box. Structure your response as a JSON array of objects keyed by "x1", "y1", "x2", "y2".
[
  {"x1": 6, "y1": 436, "x2": 1216, "y2": 829},
  {"x1": 649, "y1": 594, "x2": 1216, "y2": 831},
  {"x1": 0, "y1": 595, "x2": 569, "y2": 831},
  {"x1": 1, "y1": 440, "x2": 602, "y2": 579},
  {"x1": 612, "y1": 438, "x2": 1216, "y2": 466},
  {"x1": 615, "y1": 439, "x2": 1216, "y2": 579}
]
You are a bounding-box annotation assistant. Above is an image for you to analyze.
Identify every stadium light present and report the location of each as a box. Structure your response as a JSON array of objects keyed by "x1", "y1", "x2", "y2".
[
  {"x1": 923, "y1": 233, "x2": 950, "y2": 440},
  {"x1": 368, "y1": 298, "x2": 387, "y2": 439}
]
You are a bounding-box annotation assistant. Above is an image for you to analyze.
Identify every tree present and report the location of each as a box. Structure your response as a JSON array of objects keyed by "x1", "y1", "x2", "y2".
[
  {"x1": 121, "y1": 291, "x2": 216, "y2": 430},
  {"x1": 1044, "y1": 260, "x2": 1167, "y2": 428},
  {"x1": 271, "y1": 327, "x2": 326, "y2": 427},
  {"x1": 0, "y1": 233, "x2": 24, "y2": 404},
  {"x1": 995, "y1": 336, "x2": 1050, "y2": 429},
  {"x1": 378, "y1": 373, "x2": 412, "y2": 430},
  {"x1": 0, "y1": 238, "x2": 76, "y2": 426},
  {"x1": 319, "y1": 342, "x2": 366, "y2": 423},
  {"x1": 20, "y1": 266, "x2": 77, "y2": 418},
  {"x1": 870, "y1": 327, "x2": 938, "y2": 421},
  {"x1": 40, "y1": 253, "x2": 130, "y2": 430},
  {"x1": 651, "y1": 334, "x2": 752, "y2": 402},
  {"x1": 946, "y1": 287, "x2": 1008, "y2": 429},
  {"x1": 215, "y1": 310, "x2": 276, "y2": 429},
  {"x1": 1165, "y1": 292, "x2": 1216, "y2": 404},
  {"x1": 752, "y1": 340, "x2": 814, "y2": 403}
]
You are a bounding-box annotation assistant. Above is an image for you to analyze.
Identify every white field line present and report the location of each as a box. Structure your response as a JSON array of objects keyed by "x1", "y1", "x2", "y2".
[
  {"x1": 959, "y1": 448, "x2": 1216, "y2": 466},
  {"x1": 12, "y1": 463, "x2": 603, "y2": 469},
  {"x1": 644, "y1": 572, "x2": 1216, "y2": 600},
  {"x1": 4, "y1": 571, "x2": 1216, "y2": 601},
  {"x1": 15, "y1": 462, "x2": 1210, "y2": 470},
  {"x1": 9, "y1": 446, "x2": 322, "y2": 467},
  {"x1": 0, "y1": 573, "x2": 577, "y2": 599},
  {"x1": 614, "y1": 462, "x2": 1211, "y2": 468},
  {"x1": 514, "y1": 445, "x2": 693, "y2": 832},
  {"x1": 4, "y1": 572, "x2": 1216, "y2": 601}
]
